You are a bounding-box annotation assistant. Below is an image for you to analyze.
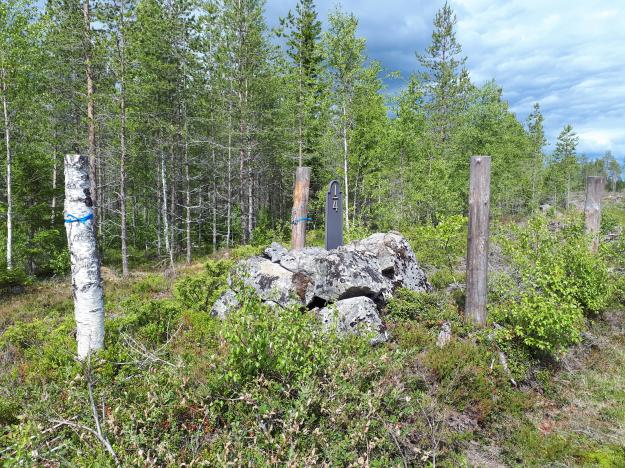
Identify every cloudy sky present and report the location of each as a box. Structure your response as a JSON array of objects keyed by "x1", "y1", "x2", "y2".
[{"x1": 266, "y1": 0, "x2": 625, "y2": 160}]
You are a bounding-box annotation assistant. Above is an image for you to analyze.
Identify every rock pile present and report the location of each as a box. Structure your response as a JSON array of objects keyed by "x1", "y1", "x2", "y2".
[{"x1": 212, "y1": 232, "x2": 430, "y2": 343}]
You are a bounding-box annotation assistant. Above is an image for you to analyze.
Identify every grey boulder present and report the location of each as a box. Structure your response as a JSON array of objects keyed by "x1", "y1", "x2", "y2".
[
  {"x1": 317, "y1": 296, "x2": 389, "y2": 344},
  {"x1": 263, "y1": 242, "x2": 288, "y2": 263},
  {"x1": 343, "y1": 231, "x2": 430, "y2": 292},
  {"x1": 211, "y1": 289, "x2": 239, "y2": 320},
  {"x1": 211, "y1": 232, "x2": 429, "y2": 322},
  {"x1": 233, "y1": 256, "x2": 304, "y2": 308}
]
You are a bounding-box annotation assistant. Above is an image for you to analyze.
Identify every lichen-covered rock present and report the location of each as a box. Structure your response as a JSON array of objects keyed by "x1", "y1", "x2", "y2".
[
  {"x1": 211, "y1": 232, "x2": 429, "y2": 332},
  {"x1": 343, "y1": 232, "x2": 430, "y2": 292},
  {"x1": 279, "y1": 247, "x2": 327, "y2": 276},
  {"x1": 211, "y1": 289, "x2": 239, "y2": 319},
  {"x1": 234, "y1": 256, "x2": 302, "y2": 308},
  {"x1": 309, "y1": 249, "x2": 390, "y2": 305},
  {"x1": 263, "y1": 242, "x2": 288, "y2": 263},
  {"x1": 317, "y1": 296, "x2": 388, "y2": 344}
]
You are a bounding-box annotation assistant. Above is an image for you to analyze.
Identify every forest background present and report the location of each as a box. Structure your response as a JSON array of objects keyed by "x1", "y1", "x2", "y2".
[{"x1": 0, "y1": 0, "x2": 622, "y2": 279}]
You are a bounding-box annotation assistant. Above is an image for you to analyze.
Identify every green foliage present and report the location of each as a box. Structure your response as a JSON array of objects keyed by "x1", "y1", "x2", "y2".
[
  {"x1": 582, "y1": 446, "x2": 625, "y2": 467},
  {"x1": 408, "y1": 215, "x2": 467, "y2": 269},
  {"x1": 173, "y1": 259, "x2": 232, "y2": 312},
  {"x1": 492, "y1": 216, "x2": 611, "y2": 355},
  {"x1": 423, "y1": 340, "x2": 525, "y2": 422},
  {"x1": 344, "y1": 223, "x2": 372, "y2": 244},
  {"x1": 221, "y1": 290, "x2": 331, "y2": 385},
  {"x1": 429, "y1": 268, "x2": 461, "y2": 290},
  {"x1": 0, "y1": 267, "x2": 31, "y2": 291},
  {"x1": 496, "y1": 290, "x2": 584, "y2": 355},
  {"x1": 250, "y1": 209, "x2": 290, "y2": 247},
  {"x1": 49, "y1": 249, "x2": 70, "y2": 277},
  {"x1": 0, "y1": 397, "x2": 20, "y2": 425},
  {"x1": 386, "y1": 288, "x2": 467, "y2": 331},
  {"x1": 118, "y1": 299, "x2": 182, "y2": 345},
  {"x1": 131, "y1": 273, "x2": 168, "y2": 295}
]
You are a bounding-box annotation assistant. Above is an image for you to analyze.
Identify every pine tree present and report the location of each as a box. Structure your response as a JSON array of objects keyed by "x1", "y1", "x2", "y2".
[
  {"x1": 418, "y1": 1, "x2": 470, "y2": 147},
  {"x1": 548, "y1": 124, "x2": 579, "y2": 208},
  {"x1": 280, "y1": 0, "x2": 323, "y2": 169}
]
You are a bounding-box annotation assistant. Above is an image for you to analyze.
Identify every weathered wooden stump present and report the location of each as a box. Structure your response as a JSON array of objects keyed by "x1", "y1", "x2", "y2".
[{"x1": 466, "y1": 155, "x2": 491, "y2": 327}]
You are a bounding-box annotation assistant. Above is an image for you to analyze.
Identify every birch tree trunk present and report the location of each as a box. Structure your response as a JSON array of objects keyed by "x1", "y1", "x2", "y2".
[
  {"x1": 184, "y1": 132, "x2": 191, "y2": 264},
  {"x1": 342, "y1": 103, "x2": 350, "y2": 232},
  {"x1": 51, "y1": 152, "x2": 58, "y2": 224},
  {"x1": 1, "y1": 71, "x2": 12, "y2": 270},
  {"x1": 160, "y1": 151, "x2": 172, "y2": 265},
  {"x1": 64, "y1": 154, "x2": 104, "y2": 360}
]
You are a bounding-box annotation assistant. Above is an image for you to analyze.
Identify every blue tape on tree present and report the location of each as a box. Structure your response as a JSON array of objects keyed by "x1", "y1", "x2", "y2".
[{"x1": 64, "y1": 213, "x2": 94, "y2": 224}]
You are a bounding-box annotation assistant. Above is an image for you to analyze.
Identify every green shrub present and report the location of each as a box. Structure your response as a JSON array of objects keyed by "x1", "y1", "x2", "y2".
[
  {"x1": 385, "y1": 289, "x2": 470, "y2": 335},
  {"x1": 221, "y1": 290, "x2": 331, "y2": 385},
  {"x1": 49, "y1": 249, "x2": 70, "y2": 276},
  {"x1": 423, "y1": 340, "x2": 517, "y2": 422},
  {"x1": 564, "y1": 240, "x2": 610, "y2": 314},
  {"x1": 0, "y1": 319, "x2": 45, "y2": 350},
  {"x1": 488, "y1": 271, "x2": 518, "y2": 305},
  {"x1": 429, "y1": 269, "x2": 459, "y2": 290},
  {"x1": 132, "y1": 273, "x2": 168, "y2": 295},
  {"x1": 493, "y1": 290, "x2": 584, "y2": 355},
  {"x1": 121, "y1": 299, "x2": 183, "y2": 344},
  {"x1": 344, "y1": 223, "x2": 372, "y2": 244},
  {"x1": 407, "y1": 215, "x2": 467, "y2": 269},
  {"x1": 0, "y1": 397, "x2": 20, "y2": 425},
  {"x1": 173, "y1": 259, "x2": 231, "y2": 312},
  {"x1": 392, "y1": 321, "x2": 435, "y2": 350},
  {"x1": 250, "y1": 208, "x2": 290, "y2": 247},
  {"x1": 494, "y1": 215, "x2": 611, "y2": 355},
  {"x1": 0, "y1": 268, "x2": 31, "y2": 291}
]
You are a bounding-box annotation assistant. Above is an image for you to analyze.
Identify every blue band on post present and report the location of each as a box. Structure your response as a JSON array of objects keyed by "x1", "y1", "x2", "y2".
[
  {"x1": 291, "y1": 217, "x2": 312, "y2": 225},
  {"x1": 64, "y1": 213, "x2": 94, "y2": 224}
]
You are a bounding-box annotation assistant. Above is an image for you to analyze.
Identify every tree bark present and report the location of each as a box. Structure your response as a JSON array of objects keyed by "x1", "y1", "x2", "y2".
[
  {"x1": 83, "y1": 0, "x2": 97, "y2": 228},
  {"x1": 184, "y1": 128, "x2": 191, "y2": 264},
  {"x1": 342, "y1": 103, "x2": 350, "y2": 232},
  {"x1": 1, "y1": 70, "x2": 13, "y2": 270},
  {"x1": 117, "y1": 0, "x2": 129, "y2": 277},
  {"x1": 52, "y1": 152, "x2": 58, "y2": 224},
  {"x1": 64, "y1": 154, "x2": 104, "y2": 360},
  {"x1": 160, "y1": 151, "x2": 171, "y2": 265},
  {"x1": 291, "y1": 167, "x2": 311, "y2": 250}
]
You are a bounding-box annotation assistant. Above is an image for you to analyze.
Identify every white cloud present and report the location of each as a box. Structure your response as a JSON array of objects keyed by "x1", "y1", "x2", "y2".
[
  {"x1": 266, "y1": 0, "x2": 625, "y2": 159},
  {"x1": 453, "y1": 0, "x2": 625, "y2": 157}
]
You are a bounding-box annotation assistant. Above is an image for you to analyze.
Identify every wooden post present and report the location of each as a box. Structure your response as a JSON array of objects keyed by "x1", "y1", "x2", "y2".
[
  {"x1": 291, "y1": 166, "x2": 311, "y2": 250},
  {"x1": 64, "y1": 154, "x2": 104, "y2": 360},
  {"x1": 585, "y1": 176, "x2": 604, "y2": 253},
  {"x1": 466, "y1": 156, "x2": 491, "y2": 327}
]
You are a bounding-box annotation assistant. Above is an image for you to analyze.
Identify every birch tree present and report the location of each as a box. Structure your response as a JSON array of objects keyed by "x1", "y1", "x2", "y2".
[
  {"x1": 64, "y1": 154, "x2": 104, "y2": 359},
  {"x1": 324, "y1": 9, "x2": 366, "y2": 230}
]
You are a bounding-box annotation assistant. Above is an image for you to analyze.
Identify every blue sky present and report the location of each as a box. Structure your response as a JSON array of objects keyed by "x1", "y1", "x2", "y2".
[{"x1": 266, "y1": 0, "x2": 625, "y2": 161}]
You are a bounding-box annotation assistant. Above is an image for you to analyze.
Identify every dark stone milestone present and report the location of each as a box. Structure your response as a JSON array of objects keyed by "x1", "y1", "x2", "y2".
[{"x1": 325, "y1": 180, "x2": 343, "y2": 250}]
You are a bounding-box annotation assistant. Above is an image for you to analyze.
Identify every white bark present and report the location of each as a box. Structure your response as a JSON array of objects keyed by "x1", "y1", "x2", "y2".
[
  {"x1": 64, "y1": 154, "x2": 104, "y2": 360},
  {"x1": 52, "y1": 152, "x2": 58, "y2": 223},
  {"x1": 160, "y1": 152, "x2": 171, "y2": 258},
  {"x1": 342, "y1": 103, "x2": 350, "y2": 232},
  {"x1": 2, "y1": 71, "x2": 13, "y2": 270}
]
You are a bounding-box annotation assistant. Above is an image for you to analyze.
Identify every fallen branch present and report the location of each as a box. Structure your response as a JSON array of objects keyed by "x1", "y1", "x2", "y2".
[{"x1": 50, "y1": 418, "x2": 119, "y2": 466}]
